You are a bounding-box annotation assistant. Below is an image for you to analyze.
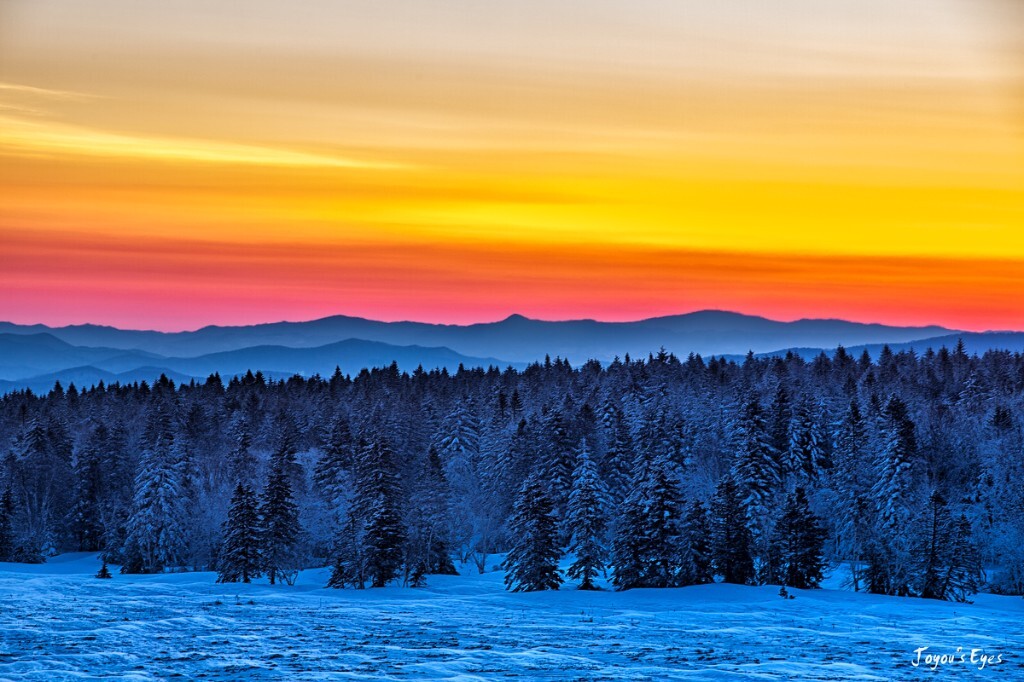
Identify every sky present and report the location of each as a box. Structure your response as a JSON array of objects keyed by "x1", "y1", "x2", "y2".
[{"x1": 1, "y1": 0, "x2": 1023, "y2": 331}]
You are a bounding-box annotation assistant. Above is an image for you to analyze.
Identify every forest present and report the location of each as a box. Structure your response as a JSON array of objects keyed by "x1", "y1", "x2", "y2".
[{"x1": 1, "y1": 342, "x2": 1022, "y2": 602}]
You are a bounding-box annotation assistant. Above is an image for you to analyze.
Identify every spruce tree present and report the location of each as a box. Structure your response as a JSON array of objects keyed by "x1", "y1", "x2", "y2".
[
  {"x1": 504, "y1": 476, "x2": 563, "y2": 592},
  {"x1": 217, "y1": 482, "x2": 262, "y2": 584},
  {"x1": 566, "y1": 441, "x2": 609, "y2": 590},
  {"x1": 678, "y1": 500, "x2": 714, "y2": 586},
  {"x1": 731, "y1": 396, "x2": 780, "y2": 539},
  {"x1": 612, "y1": 453, "x2": 685, "y2": 589},
  {"x1": 361, "y1": 438, "x2": 407, "y2": 588},
  {"x1": 868, "y1": 395, "x2": 918, "y2": 596},
  {"x1": 327, "y1": 511, "x2": 367, "y2": 589},
  {"x1": 365, "y1": 497, "x2": 406, "y2": 588},
  {"x1": 710, "y1": 477, "x2": 755, "y2": 585},
  {"x1": 611, "y1": 491, "x2": 648, "y2": 591},
  {"x1": 405, "y1": 447, "x2": 457, "y2": 578},
  {"x1": 0, "y1": 487, "x2": 13, "y2": 562},
  {"x1": 314, "y1": 415, "x2": 356, "y2": 511},
  {"x1": 121, "y1": 432, "x2": 185, "y2": 574},
  {"x1": 787, "y1": 399, "x2": 827, "y2": 482},
  {"x1": 940, "y1": 514, "x2": 981, "y2": 603},
  {"x1": 260, "y1": 444, "x2": 301, "y2": 585},
  {"x1": 916, "y1": 490, "x2": 952, "y2": 599},
  {"x1": 71, "y1": 423, "x2": 106, "y2": 551},
  {"x1": 770, "y1": 487, "x2": 827, "y2": 589},
  {"x1": 641, "y1": 454, "x2": 686, "y2": 587}
]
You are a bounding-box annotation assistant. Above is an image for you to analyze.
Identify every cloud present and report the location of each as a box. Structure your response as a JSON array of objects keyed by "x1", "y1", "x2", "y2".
[{"x1": 0, "y1": 115, "x2": 409, "y2": 170}]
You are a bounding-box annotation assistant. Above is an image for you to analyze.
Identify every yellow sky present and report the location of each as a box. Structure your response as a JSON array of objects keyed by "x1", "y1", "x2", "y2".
[{"x1": 1, "y1": 0, "x2": 1023, "y2": 329}]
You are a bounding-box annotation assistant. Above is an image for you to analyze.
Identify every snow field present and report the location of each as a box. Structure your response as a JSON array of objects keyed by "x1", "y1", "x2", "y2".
[{"x1": 1, "y1": 554, "x2": 1022, "y2": 681}]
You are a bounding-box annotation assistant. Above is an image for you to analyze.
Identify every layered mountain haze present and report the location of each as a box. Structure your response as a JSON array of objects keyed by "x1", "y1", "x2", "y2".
[{"x1": 3, "y1": 310, "x2": 1020, "y2": 394}]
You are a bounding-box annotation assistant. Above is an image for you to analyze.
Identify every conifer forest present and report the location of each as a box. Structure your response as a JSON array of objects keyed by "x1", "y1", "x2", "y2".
[{"x1": 2, "y1": 343, "x2": 1022, "y2": 603}]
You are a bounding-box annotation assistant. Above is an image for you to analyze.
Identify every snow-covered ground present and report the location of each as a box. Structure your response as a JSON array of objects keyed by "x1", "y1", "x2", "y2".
[{"x1": 1, "y1": 554, "x2": 1021, "y2": 681}]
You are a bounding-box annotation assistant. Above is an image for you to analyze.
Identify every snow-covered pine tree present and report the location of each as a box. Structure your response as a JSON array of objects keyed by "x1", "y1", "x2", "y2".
[
  {"x1": 314, "y1": 415, "x2": 356, "y2": 512},
  {"x1": 327, "y1": 510, "x2": 367, "y2": 589},
  {"x1": 437, "y1": 398, "x2": 483, "y2": 559},
  {"x1": 710, "y1": 477, "x2": 755, "y2": 585},
  {"x1": 641, "y1": 453, "x2": 686, "y2": 587},
  {"x1": 611, "y1": 487, "x2": 648, "y2": 591},
  {"x1": 260, "y1": 442, "x2": 301, "y2": 585},
  {"x1": 916, "y1": 490, "x2": 953, "y2": 599},
  {"x1": 599, "y1": 398, "x2": 633, "y2": 503},
  {"x1": 121, "y1": 423, "x2": 186, "y2": 574},
  {"x1": 405, "y1": 446, "x2": 458, "y2": 579},
  {"x1": 540, "y1": 405, "x2": 576, "y2": 515},
  {"x1": 867, "y1": 395, "x2": 919, "y2": 595},
  {"x1": 217, "y1": 482, "x2": 262, "y2": 584},
  {"x1": 0, "y1": 486, "x2": 13, "y2": 561},
  {"x1": 829, "y1": 398, "x2": 871, "y2": 588},
  {"x1": 678, "y1": 500, "x2": 714, "y2": 586},
  {"x1": 227, "y1": 416, "x2": 257, "y2": 485},
  {"x1": 70, "y1": 423, "x2": 106, "y2": 551},
  {"x1": 768, "y1": 384, "x2": 792, "y2": 464},
  {"x1": 566, "y1": 440, "x2": 609, "y2": 590},
  {"x1": 360, "y1": 438, "x2": 407, "y2": 588},
  {"x1": 611, "y1": 452, "x2": 685, "y2": 589},
  {"x1": 787, "y1": 399, "x2": 827, "y2": 483},
  {"x1": 504, "y1": 475, "x2": 563, "y2": 592},
  {"x1": 940, "y1": 514, "x2": 982, "y2": 603},
  {"x1": 770, "y1": 487, "x2": 827, "y2": 589},
  {"x1": 731, "y1": 395, "x2": 780, "y2": 539}
]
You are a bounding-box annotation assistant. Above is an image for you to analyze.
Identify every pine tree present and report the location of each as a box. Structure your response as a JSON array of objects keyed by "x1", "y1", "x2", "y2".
[
  {"x1": 217, "y1": 482, "x2": 262, "y2": 584},
  {"x1": 599, "y1": 399, "x2": 633, "y2": 503},
  {"x1": 70, "y1": 423, "x2": 106, "y2": 551},
  {"x1": 611, "y1": 491, "x2": 648, "y2": 591},
  {"x1": 678, "y1": 500, "x2": 714, "y2": 586},
  {"x1": 731, "y1": 396, "x2": 780, "y2": 539},
  {"x1": 260, "y1": 444, "x2": 301, "y2": 585},
  {"x1": 327, "y1": 510, "x2": 367, "y2": 589},
  {"x1": 611, "y1": 453, "x2": 685, "y2": 589},
  {"x1": 787, "y1": 399, "x2": 827, "y2": 482},
  {"x1": 641, "y1": 454, "x2": 686, "y2": 587},
  {"x1": 0, "y1": 487, "x2": 13, "y2": 561},
  {"x1": 504, "y1": 476, "x2": 563, "y2": 592},
  {"x1": 940, "y1": 514, "x2": 981, "y2": 603},
  {"x1": 121, "y1": 433, "x2": 185, "y2": 574},
  {"x1": 710, "y1": 477, "x2": 755, "y2": 585},
  {"x1": 770, "y1": 487, "x2": 827, "y2": 589},
  {"x1": 566, "y1": 441, "x2": 609, "y2": 590},
  {"x1": 405, "y1": 447, "x2": 457, "y2": 578},
  {"x1": 916, "y1": 490, "x2": 952, "y2": 600},
  {"x1": 361, "y1": 438, "x2": 407, "y2": 588},
  {"x1": 830, "y1": 398, "x2": 870, "y2": 589},
  {"x1": 95, "y1": 560, "x2": 112, "y2": 579},
  {"x1": 314, "y1": 415, "x2": 356, "y2": 511},
  {"x1": 227, "y1": 417, "x2": 257, "y2": 485},
  {"x1": 365, "y1": 497, "x2": 406, "y2": 588},
  {"x1": 540, "y1": 406, "x2": 576, "y2": 513},
  {"x1": 868, "y1": 395, "x2": 918, "y2": 595}
]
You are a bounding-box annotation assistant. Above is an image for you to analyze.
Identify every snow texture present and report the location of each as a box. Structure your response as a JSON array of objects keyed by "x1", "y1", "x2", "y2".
[{"x1": 1, "y1": 553, "x2": 1021, "y2": 680}]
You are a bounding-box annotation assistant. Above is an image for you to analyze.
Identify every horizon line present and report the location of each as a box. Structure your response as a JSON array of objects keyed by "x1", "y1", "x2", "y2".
[{"x1": 1, "y1": 308, "x2": 1012, "y2": 335}]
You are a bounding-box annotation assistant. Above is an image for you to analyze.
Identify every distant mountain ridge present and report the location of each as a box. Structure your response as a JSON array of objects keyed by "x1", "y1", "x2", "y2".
[
  {"x1": 0, "y1": 310, "x2": 1019, "y2": 395},
  {"x1": 0, "y1": 310, "x2": 956, "y2": 362}
]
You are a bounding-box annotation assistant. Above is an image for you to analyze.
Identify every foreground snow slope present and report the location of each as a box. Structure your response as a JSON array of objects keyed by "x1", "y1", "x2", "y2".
[{"x1": 1, "y1": 554, "x2": 1021, "y2": 681}]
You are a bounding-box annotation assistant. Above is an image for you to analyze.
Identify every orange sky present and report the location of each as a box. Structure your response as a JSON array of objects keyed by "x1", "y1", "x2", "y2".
[{"x1": 2, "y1": 0, "x2": 1023, "y2": 331}]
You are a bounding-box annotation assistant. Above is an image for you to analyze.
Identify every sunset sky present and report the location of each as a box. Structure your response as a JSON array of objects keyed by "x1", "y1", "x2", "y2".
[{"x1": 1, "y1": 0, "x2": 1023, "y2": 331}]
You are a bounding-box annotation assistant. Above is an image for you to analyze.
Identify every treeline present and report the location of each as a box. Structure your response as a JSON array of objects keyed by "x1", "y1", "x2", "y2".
[{"x1": 0, "y1": 343, "x2": 1022, "y2": 601}]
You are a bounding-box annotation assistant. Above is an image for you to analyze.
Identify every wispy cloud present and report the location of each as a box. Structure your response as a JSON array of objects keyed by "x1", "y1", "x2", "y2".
[
  {"x1": 0, "y1": 116, "x2": 409, "y2": 170},
  {"x1": 0, "y1": 82, "x2": 99, "y2": 100}
]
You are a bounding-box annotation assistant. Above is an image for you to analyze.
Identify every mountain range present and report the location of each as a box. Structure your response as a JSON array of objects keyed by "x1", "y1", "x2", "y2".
[{"x1": 0, "y1": 311, "x2": 1021, "y2": 394}]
